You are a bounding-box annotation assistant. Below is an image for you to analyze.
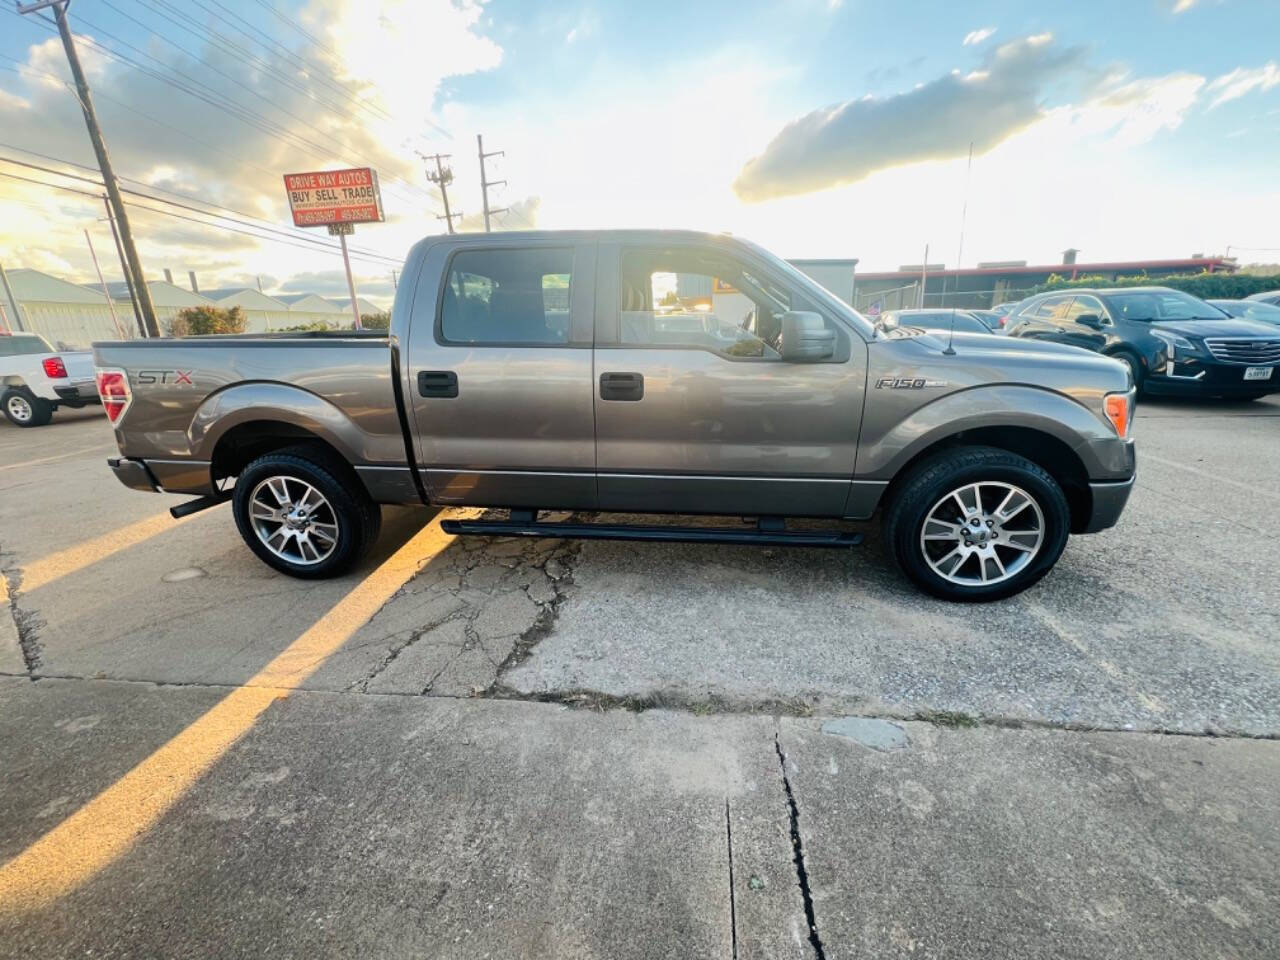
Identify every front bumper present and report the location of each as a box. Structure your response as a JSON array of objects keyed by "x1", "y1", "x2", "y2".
[
  {"x1": 1081, "y1": 475, "x2": 1136, "y2": 533},
  {"x1": 1145, "y1": 361, "x2": 1280, "y2": 396}
]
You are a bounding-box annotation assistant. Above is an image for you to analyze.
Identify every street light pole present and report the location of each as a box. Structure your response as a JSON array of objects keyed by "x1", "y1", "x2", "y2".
[{"x1": 18, "y1": 0, "x2": 161, "y2": 336}]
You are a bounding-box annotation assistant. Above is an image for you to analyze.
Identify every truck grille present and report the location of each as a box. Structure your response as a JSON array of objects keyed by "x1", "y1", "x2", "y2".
[{"x1": 1203, "y1": 337, "x2": 1280, "y2": 364}]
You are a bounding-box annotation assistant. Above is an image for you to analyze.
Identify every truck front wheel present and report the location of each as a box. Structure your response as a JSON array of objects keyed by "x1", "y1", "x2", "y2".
[
  {"x1": 232, "y1": 447, "x2": 381, "y2": 579},
  {"x1": 882, "y1": 446, "x2": 1070, "y2": 602}
]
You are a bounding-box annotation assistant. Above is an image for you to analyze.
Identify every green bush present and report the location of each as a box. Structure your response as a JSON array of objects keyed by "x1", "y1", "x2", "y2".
[
  {"x1": 359, "y1": 312, "x2": 390, "y2": 330},
  {"x1": 1030, "y1": 271, "x2": 1280, "y2": 300},
  {"x1": 274, "y1": 320, "x2": 336, "y2": 332},
  {"x1": 167, "y1": 305, "x2": 247, "y2": 337}
]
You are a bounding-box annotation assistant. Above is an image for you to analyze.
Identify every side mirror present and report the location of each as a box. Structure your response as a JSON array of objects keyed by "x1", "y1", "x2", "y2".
[
  {"x1": 780, "y1": 311, "x2": 835, "y2": 361},
  {"x1": 1076, "y1": 313, "x2": 1105, "y2": 330}
]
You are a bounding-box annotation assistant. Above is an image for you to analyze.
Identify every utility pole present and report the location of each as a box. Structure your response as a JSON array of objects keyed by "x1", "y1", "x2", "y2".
[
  {"x1": 0, "y1": 261, "x2": 24, "y2": 332},
  {"x1": 85, "y1": 229, "x2": 125, "y2": 339},
  {"x1": 420, "y1": 152, "x2": 462, "y2": 233},
  {"x1": 102, "y1": 196, "x2": 145, "y2": 337},
  {"x1": 918, "y1": 243, "x2": 929, "y2": 309},
  {"x1": 477, "y1": 134, "x2": 507, "y2": 232},
  {"x1": 391, "y1": 268, "x2": 398, "y2": 290},
  {"x1": 19, "y1": 1, "x2": 161, "y2": 336}
]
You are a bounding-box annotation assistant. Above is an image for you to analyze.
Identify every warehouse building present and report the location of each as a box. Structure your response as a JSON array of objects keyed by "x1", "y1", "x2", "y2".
[
  {"x1": 1, "y1": 268, "x2": 128, "y2": 347},
  {"x1": 852, "y1": 254, "x2": 1237, "y2": 313},
  {"x1": 200, "y1": 288, "x2": 295, "y2": 333},
  {"x1": 97, "y1": 280, "x2": 213, "y2": 333}
]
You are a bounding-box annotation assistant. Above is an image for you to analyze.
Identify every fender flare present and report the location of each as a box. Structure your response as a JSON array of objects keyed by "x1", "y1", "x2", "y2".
[
  {"x1": 187, "y1": 381, "x2": 371, "y2": 464},
  {"x1": 857, "y1": 384, "x2": 1114, "y2": 480}
]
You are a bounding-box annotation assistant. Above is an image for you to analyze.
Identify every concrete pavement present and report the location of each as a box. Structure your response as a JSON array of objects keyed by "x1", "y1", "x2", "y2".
[{"x1": 2, "y1": 398, "x2": 1279, "y2": 957}]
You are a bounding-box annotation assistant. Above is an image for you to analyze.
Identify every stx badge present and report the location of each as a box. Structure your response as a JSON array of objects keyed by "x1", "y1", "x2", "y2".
[{"x1": 137, "y1": 370, "x2": 194, "y2": 385}]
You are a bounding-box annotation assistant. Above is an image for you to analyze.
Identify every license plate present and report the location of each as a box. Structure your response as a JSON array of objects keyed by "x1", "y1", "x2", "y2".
[{"x1": 1243, "y1": 366, "x2": 1274, "y2": 381}]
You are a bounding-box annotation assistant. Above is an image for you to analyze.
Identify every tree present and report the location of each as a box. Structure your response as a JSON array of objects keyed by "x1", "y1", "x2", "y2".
[
  {"x1": 359, "y1": 312, "x2": 390, "y2": 330},
  {"x1": 167, "y1": 305, "x2": 247, "y2": 337}
]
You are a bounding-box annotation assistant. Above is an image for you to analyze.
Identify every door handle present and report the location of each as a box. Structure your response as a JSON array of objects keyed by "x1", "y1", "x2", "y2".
[
  {"x1": 417, "y1": 370, "x2": 458, "y2": 398},
  {"x1": 600, "y1": 371, "x2": 643, "y2": 401}
]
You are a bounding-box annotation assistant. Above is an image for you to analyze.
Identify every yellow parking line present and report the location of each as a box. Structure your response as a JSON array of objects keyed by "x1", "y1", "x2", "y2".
[
  {"x1": 20, "y1": 512, "x2": 198, "y2": 594},
  {"x1": 0, "y1": 515, "x2": 454, "y2": 913},
  {"x1": 0, "y1": 444, "x2": 115, "y2": 473}
]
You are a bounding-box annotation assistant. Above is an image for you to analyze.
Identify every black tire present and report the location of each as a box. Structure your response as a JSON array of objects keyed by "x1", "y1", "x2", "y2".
[
  {"x1": 1110, "y1": 350, "x2": 1144, "y2": 397},
  {"x1": 232, "y1": 445, "x2": 381, "y2": 579},
  {"x1": 882, "y1": 445, "x2": 1071, "y2": 602},
  {"x1": 2, "y1": 387, "x2": 53, "y2": 427}
]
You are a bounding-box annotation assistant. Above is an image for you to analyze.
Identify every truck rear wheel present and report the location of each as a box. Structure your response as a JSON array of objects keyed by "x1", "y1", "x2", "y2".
[
  {"x1": 882, "y1": 446, "x2": 1070, "y2": 602},
  {"x1": 2, "y1": 387, "x2": 53, "y2": 427},
  {"x1": 232, "y1": 446, "x2": 381, "y2": 579}
]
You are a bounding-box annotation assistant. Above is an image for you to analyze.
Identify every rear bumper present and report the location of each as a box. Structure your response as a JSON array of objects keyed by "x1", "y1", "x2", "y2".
[
  {"x1": 107, "y1": 457, "x2": 158, "y2": 493},
  {"x1": 1081, "y1": 475, "x2": 1136, "y2": 533},
  {"x1": 53, "y1": 380, "x2": 100, "y2": 403},
  {"x1": 107, "y1": 457, "x2": 213, "y2": 495}
]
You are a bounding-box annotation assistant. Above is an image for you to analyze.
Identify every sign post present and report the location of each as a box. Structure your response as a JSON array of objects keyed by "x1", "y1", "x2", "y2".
[{"x1": 283, "y1": 167, "x2": 384, "y2": 332}]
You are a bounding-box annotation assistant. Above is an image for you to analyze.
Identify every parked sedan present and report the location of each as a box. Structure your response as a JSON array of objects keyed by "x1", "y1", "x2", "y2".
[
  {"x1": 878, "y1": 308, "x2": 1001, "y2": 335},
  {"x1": 1006, "y1": 287, "x2": 1280, "y2": 398},
  {"x1": 1207, "y1": 298, "x2": 1280, "y2": 327},
  {"x1": 1245, "y1": 290, "x2": 1280, "y2": 306}
]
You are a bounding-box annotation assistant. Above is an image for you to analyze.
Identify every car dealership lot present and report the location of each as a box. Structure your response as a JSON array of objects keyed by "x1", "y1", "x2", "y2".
[{"x1": 2, "y1": 402, "x2": 1278, "y2": 958}]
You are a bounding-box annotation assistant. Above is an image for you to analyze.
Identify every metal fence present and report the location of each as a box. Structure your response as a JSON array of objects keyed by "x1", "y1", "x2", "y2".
[{"x1": 855, "y1": 283, "x2": 1042, "y2": 315}]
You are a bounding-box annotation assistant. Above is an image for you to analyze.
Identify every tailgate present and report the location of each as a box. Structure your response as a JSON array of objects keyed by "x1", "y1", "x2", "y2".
[{"x1": 61, "y1": 351, "x2": 96, "y2": 382}]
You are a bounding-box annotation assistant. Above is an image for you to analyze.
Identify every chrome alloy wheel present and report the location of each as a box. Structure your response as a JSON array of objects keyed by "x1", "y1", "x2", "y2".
[
  {"x1": 248, "y1": 475, "x2": 340, "y2": 566},
  {"x1": 919, "y1": 481, "x2": 1045, "y2": 586},
  {"x1": 6, "y1": 393, "x2": 32, "y2": 423}
]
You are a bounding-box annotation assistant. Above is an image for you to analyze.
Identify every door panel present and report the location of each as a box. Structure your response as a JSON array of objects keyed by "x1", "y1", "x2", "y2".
[
  {"x1": 593, "y1": 243, "x2": 866, "y2": 517},
  {"x1": 405, "y1": 240, "x2": 597, "y2": 509}
]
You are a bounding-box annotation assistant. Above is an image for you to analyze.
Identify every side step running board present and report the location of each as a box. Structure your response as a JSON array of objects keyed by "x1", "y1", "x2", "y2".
[{"x1": 440, "y1": 513, "x2": 862, "y2": 549}]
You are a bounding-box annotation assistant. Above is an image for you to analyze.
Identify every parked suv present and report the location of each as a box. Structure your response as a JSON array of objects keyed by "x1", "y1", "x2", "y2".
[{"x1": 1005, "y1": 287, "x2": 1280, "y2": 398}]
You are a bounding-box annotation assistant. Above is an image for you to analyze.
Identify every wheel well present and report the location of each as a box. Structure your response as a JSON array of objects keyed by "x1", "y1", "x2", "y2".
[
  {"x1": 892, "y1": 426, "x2": 1092, "y2": 533},
  {"x1": 211, "y1": 421, "x2": 366, "y2": 494}
]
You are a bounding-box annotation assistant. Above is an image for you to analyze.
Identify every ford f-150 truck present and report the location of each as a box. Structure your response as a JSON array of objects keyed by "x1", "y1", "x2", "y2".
[{"x1": 94, "y1": 230, "x2": 1136, "y2": 601}]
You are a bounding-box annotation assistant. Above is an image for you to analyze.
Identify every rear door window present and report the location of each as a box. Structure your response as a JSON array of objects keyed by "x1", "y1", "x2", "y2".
[
  {"x1": 0, "y1": 334, "x2": 54, "y2": 357},
  {"x1": 440, "y1": 248, "x2": 572, "y2": 345}
]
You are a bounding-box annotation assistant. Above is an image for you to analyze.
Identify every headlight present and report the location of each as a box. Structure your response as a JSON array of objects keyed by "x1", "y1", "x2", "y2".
[{"x1": 1151, "y1": 329, "x2": 1195, "y2": 358}]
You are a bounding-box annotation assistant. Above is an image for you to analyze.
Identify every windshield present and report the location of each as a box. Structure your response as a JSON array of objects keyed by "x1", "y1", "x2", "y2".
[
  {"x1": 1217, "y1": 300, "x2": 1280, "y2": 324},
  {"x1": 1103, "y1": 290, "x2": 1227, "y2": 322},
  {"x1": 0, "y1": 334, "x2": 54, "y2": 357}
]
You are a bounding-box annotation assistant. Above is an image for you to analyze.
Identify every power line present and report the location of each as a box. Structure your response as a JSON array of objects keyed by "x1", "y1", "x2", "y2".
[
  {"x1": 7, "y1": 8, "x2": 439, "y2": 214},
  {"x1": 0, "y1": 144, "x2": 399, "y2": 261},
  {"x1": 0, "y1": 168, "x2": 401, "y2": 268}
]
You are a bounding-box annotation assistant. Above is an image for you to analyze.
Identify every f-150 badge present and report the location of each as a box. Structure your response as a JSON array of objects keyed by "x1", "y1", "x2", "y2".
[{"x1": 876, "y1": 377, "x2": 949, "y2": 389}]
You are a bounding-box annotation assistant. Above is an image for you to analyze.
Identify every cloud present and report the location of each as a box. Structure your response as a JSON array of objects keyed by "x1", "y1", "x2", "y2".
[
  {"x1": 457, "y1": 195, "x2": 541, "y2": 232},
  {"x1": 1207, "y1": 62, "x2": 1280, "y2": 107},
  {"x1": 1173, "y1": 0, "x2": 1198, "y2": 12},
  {"x1": 963, "y1": 27, "x2": 997, "y2": 46},
  {"x1": 0, "y1": 2, "x2": 502, "y2": 290},
  {"x1": 734, "y1": 34, "x2": 1087, "y2": 202}
]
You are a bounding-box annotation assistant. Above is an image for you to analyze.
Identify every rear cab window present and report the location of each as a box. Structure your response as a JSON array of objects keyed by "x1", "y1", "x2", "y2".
[
  {"x1": 0, "y1": 334, "x2": 54, "y2": 357},
  {"x1": 440, "y1": 248, "x2": 573, "y2": 345}
]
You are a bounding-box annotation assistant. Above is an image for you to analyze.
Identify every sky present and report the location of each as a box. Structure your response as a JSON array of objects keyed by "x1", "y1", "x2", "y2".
[{"x1": 0, "y1": 0, "x2": 1278, "y2": 307}]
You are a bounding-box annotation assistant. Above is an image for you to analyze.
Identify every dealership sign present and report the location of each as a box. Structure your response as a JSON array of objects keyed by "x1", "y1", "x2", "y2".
[{"x1": 283, "y1": 167, "x2": 384, "y2": 227}]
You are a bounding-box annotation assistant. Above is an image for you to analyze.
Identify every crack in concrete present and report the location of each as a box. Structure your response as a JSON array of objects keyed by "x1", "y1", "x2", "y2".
[
  {"x1": 725, "y1": 798, "x2": 739, "y2": 960},
  {"x1": 1, "y1": 550, "x2": 43, "y2": 677},
  {"x1": 11, "y1": 667, "x2": 1280, "y2": 740},
  {"x1": 774, "y1": 733, "x2": 826, "y2": 960}
]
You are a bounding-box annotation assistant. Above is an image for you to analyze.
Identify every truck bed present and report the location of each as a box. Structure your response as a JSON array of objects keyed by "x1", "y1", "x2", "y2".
[{"x1": 93, "y1": 333, "x2": 414, "y2": 501}]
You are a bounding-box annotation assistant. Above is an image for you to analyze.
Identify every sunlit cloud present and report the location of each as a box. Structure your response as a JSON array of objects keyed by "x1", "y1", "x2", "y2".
[
  {"x1": 1207, "y1": 61, "x2": 1280, "y2": 107},
  {"x1": 963, "y1": 27, "x2": 997, "y2": 46}
]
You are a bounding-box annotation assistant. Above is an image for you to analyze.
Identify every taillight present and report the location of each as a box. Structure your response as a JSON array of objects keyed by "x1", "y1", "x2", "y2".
[
  {"x1": 95, "y1": 368, "x2": 132, "y2": 424},
  {"x1": 42, "y1": 356, "x2": 68, "y2": 378}
]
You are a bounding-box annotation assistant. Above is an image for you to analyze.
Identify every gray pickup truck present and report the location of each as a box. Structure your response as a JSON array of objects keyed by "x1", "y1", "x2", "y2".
[{"x1": 95, "y1": 230, "x2": 1135, "y2": 601}]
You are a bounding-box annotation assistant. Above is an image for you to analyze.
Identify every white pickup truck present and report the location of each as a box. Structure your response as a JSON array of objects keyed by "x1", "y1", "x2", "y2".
[{"x1": 1, "y1": 331, "x2": 99, "y2": 427}]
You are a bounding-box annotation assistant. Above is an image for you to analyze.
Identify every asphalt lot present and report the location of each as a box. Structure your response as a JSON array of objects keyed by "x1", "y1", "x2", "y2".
[{"x1": 2, "y1": 399, "x2": 1278, "y2": 958}]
